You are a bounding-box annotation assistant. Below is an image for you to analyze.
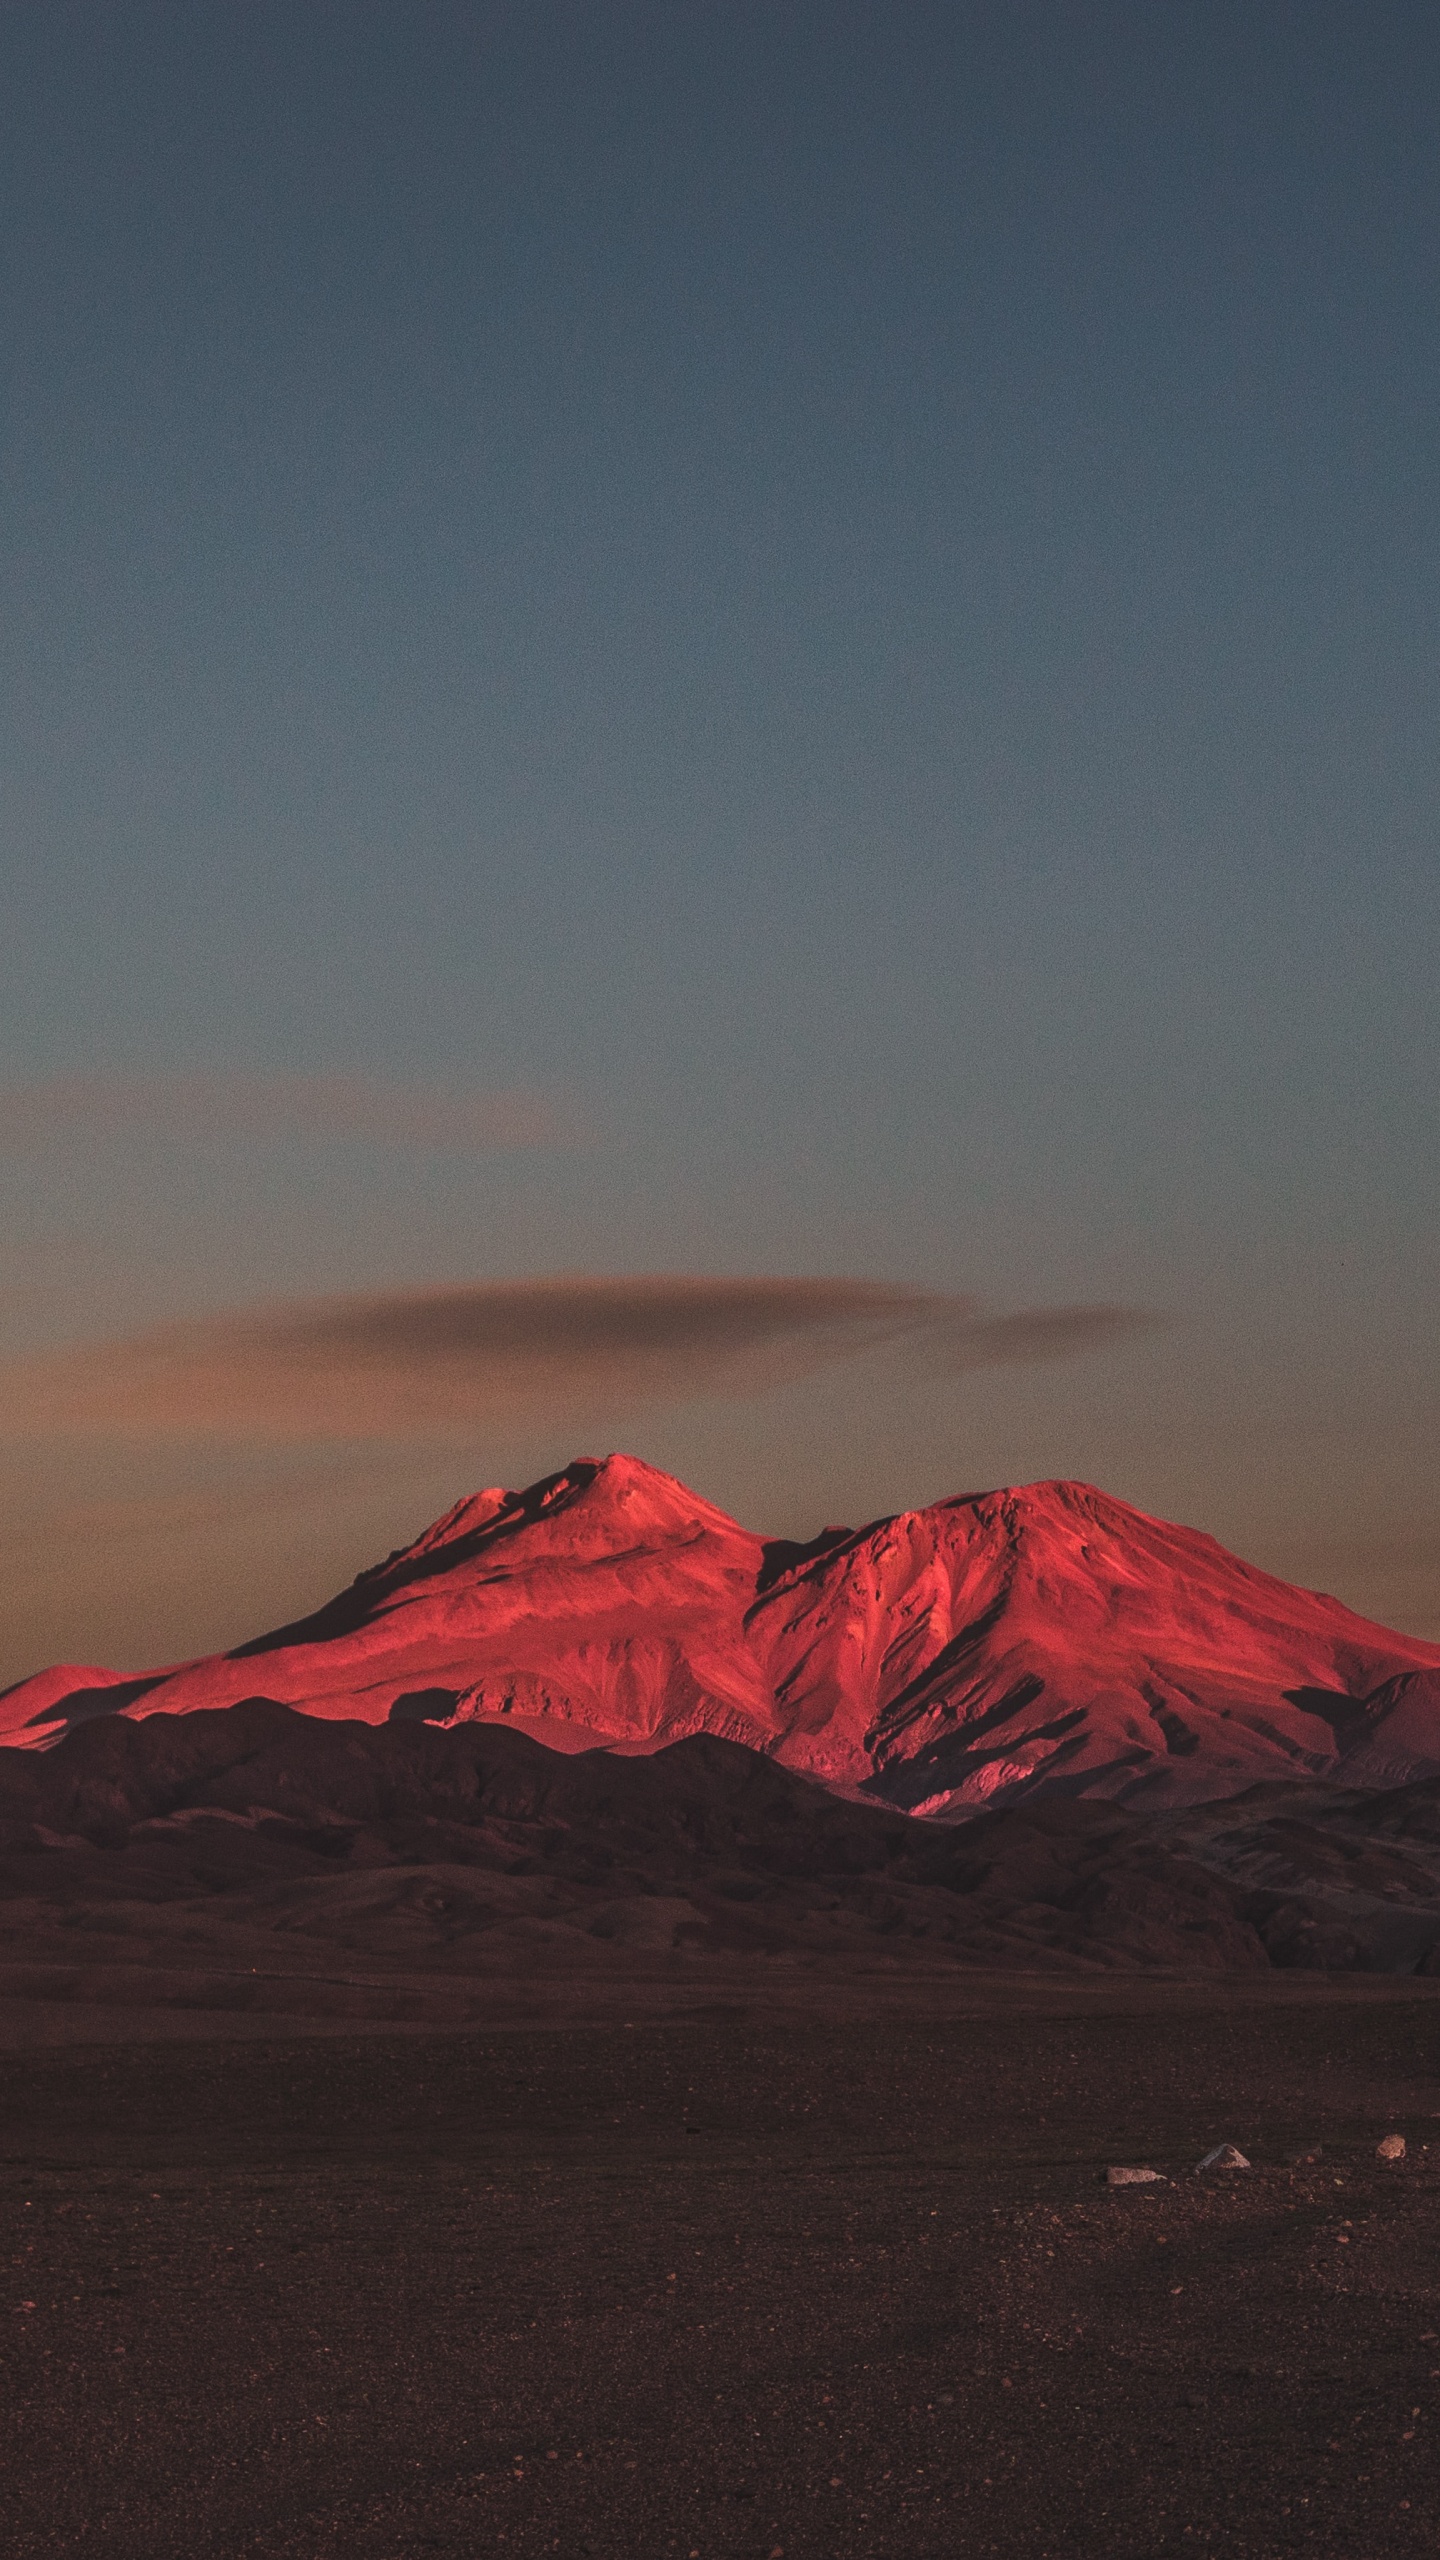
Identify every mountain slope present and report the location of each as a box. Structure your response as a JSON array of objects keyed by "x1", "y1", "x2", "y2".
[{"x1": 3, "y1": 1454, "x2": 1438, "y2": 1812}]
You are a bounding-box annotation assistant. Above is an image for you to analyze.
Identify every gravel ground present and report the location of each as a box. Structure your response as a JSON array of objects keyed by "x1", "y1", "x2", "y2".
[{"x1": 3, "y1": 1988, "x2": 1440, "y2": 2557}]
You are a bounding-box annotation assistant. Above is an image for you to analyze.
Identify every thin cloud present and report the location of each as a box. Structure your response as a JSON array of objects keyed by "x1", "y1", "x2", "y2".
[
  {"x1": 0, "y1": 1276, "x2": 1163, "y2": 1443},
  {"x1": 941, "y1": 1305, "x2": 1160, "y2": 1368},
  {"x1": 0, "y1": 1072, "x2": 566, "y2": 1152}
]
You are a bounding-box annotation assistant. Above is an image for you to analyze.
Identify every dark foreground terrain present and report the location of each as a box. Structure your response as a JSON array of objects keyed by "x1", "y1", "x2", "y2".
[{"x1": 3, "y1": 1985, "x2": 1440, "y2": 2560}]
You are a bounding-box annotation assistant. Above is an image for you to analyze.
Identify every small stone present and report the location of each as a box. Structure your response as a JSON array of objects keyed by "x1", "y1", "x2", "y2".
[
  {"x1": 1196, "y1": 2144, "x2": 1251, "y2": 2172},
  {"x1": 1377, "y1": 2133, "x2": 1406, "y2": 2162},
  {"x1": 1106, "y1": 2165, "x2": 1166, "y2": 2186}
]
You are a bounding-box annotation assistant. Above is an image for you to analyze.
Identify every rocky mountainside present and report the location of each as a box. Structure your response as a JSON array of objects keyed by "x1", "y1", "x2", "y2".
[{"x1": 4, "y1": 1454, "x2": 1438, "y2": 1814}]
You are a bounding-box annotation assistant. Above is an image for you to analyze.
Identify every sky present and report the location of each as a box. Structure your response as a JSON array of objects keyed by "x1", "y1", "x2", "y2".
[{"x1": 1, "y1": 0, "x2": 1437, "y2": 1680}]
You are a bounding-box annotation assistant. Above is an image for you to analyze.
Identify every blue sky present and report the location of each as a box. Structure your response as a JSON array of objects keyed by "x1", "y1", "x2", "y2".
[{"x1": 1, "y1": 2, "x2": 1436, "y2": 1673}]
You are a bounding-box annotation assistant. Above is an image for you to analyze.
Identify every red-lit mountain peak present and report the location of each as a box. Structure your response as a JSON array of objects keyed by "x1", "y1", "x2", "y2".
[{"x1": 3, "y1": 1459, "x2": 1438, "y2": 1811}]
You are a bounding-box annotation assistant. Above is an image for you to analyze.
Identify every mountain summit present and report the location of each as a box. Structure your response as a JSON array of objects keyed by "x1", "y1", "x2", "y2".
[{"x1": 4, "y1": 1454, "x2": 1438, "y2": 1811}]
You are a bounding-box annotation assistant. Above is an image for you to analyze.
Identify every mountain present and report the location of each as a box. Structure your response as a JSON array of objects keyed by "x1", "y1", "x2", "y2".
[{"x1": 3, "y1": 1453, "x2": 1438, "y2": 1812}]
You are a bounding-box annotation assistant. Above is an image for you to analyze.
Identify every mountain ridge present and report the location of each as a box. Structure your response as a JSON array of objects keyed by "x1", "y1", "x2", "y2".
[{"x1": 4, "y1": 1453, "x2": 1438, "y2": 1813}]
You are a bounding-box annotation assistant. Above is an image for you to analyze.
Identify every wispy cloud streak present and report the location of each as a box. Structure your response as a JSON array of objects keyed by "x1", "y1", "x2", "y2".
[
  {"x1": 0, "y1": 1073, "x2": 565, "y2": 1152},
  {"x1": 0, "y1": 1276, "x2": 1162, "y2": 1442}
]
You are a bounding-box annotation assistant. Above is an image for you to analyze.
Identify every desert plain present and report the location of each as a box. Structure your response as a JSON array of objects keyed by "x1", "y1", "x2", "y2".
[{"x1": 3, "y1": 1979, "x2": 1440, "y2": 2560}]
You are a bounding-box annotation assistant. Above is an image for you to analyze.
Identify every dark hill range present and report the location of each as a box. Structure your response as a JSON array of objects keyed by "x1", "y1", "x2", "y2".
[{"x1": 5, "y1": 1698, "x2": 1440, "y2": 2016}]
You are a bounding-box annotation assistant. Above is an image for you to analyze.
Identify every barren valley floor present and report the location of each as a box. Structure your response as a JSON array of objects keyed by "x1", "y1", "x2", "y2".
[{"x1": 3, "y1": 1984, "x2": 1440, "y2": 2558}]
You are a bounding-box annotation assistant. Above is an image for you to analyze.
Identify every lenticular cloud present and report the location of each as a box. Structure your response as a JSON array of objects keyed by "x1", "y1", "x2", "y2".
[{"x1": 0, "y1": 1275, "x2": 1159, "y2": 1441}]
